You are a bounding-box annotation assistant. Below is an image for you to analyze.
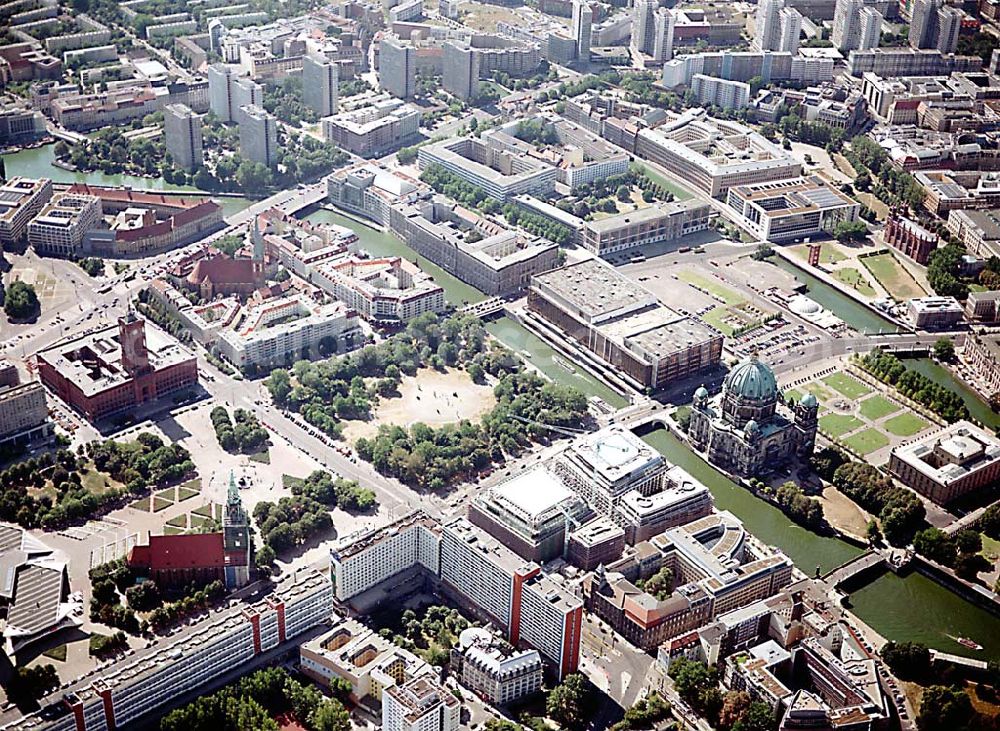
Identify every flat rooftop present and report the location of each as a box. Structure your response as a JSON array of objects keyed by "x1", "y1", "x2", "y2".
[
  {"x1": 569, "y1": 425, "x2": 664, "y2": 486},
  {"x1": 489, "y1": 466, "x2": 578, "y2": 521},
  {"x1": 531, "y1": 258, "x2": 656, "y2": 321}
]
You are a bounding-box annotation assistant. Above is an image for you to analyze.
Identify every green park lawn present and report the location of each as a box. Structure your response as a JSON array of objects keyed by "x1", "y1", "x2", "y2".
[
  {"x1": 677, "y1": 271, "x2": 745, "y2": 306},
  {"x1": 861, "y1": 253, "x2": 925, "y2": 300},
  {"x1": 794, "y1": 243, "x2": 846, "y2": 264},
  {"x1": 822, "y1": 373, "x2": 873, "y2": 400},
  {"x1": 820, "y1": 413, "x2": 865, "y2": 438},
  {"x1": 843, "y1": 427, "x2": 890, "y2": 456},
  {"x1": 833, "y1": 268, "x2": 877, "y2": 297},
  {"x1": 784, "y1": 388, "x2": 804, "y2": 403},
  {"x1": 804, "y1": 381, "x2": 836, "y2": 402},
  {"x1": 858, "y1": 395, "x2": 900, "y2": 421},
  {"x1": 883, "y1": 412, "x2": 930, "y2": 437},
  {"x1": 633, "y1": 162, "x2": 693, "y2": 201}
]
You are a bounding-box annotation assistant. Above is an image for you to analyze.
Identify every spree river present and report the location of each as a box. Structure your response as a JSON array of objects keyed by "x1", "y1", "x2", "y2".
[{"x1": 9, "y1": 144, "x2": 998, "y2": 659}]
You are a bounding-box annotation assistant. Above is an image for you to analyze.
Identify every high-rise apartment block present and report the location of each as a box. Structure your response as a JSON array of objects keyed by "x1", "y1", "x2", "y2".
[
  {"x1": 163, "y1": 103, "x2": 204, "y2": 171},
  {"x1": 572, "y1": 0, "x2": 592, "y2": 61},
  {"x1": 652, "y1": 9, "x2": 676, "y2": 62},
  {"x1": 910, "y1": 0, "x2": 940, "y2": 49},
  {"x1": 207, "y1": 64, "x2": 262, "y2": 123},
  {"x1": 935, "y1": 5, "x2": 962, "y2": 54},
  {"x1": 632, "y1": 0, "x2": 658, "y2": 55},
  {"x1": 442, "y1": 42, "x2": 480, "y2": 101},
  {"x1": 380, "y1": 37, "x2": 416, "y2": 99},
  {"x1": 302, "y1": 52, "x2": 339, "y2": 117},
  {"x1": 778, "y1": 7, "x2": 802, "y2": 53},
  {"x1": 754, "y1": 0, "x2": 784, "y2": 51},
  {"x1": 833, "y1": 0, "x2": 882, "y2": 52},
  {"x1": 238, "y1": 104, "x2": 277, "y2": 167}
]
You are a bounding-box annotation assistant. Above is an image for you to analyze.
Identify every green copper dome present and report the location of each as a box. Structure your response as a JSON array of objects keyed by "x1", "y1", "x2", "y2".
[
  {"x1": 800, "y1": 393, "x2": 818, "y2": 408},
  {"x1": 724, "y1": 355, "x2": 778, "y2": 402}
]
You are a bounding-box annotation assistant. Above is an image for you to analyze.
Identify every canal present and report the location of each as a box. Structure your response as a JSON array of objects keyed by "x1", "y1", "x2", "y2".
[
  {"x1": 304, "y1": 208, "x2": 629, "y2": 408},
  {"x1": 904, "y1": 357, "x2": 1000, "y2": 431},
  {"x1": 639, "y1": 425, "x2": 1000, "y2": 661},
  {"x1": 770, "y1": 256, "x2": 900, "y2": 335},
  {"x1": 3, "y1": 144, "x2": 254, "y2": 219}
]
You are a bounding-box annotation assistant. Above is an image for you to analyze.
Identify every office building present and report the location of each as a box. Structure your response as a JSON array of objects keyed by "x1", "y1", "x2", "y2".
[
  {"x1": 0, "y1": 177, "x2": 52, "y2": 245},
  {"x1": 0, "y1": 106, "x2": 45, "y2": 146},
  {"x1": 301, "y1": 616, "x2": 433, "y2": 703},
  {"x1": 450, "y1": 628, "x2": 543, "y2": 706},
  {"x1": 889, "y1": 421, "x2": 1000, "y2": 504},
  {"x1": 634, "y1": 110, "x2": 802, "y2": 198},
  {"x1": 37, "y1": 314, "x2": 198, "y2": 423},
  {"x1": 417, "y1": 135, "x2": 558, "y2": 201},
  {"x1": 754, "y1": 0, "x2": 785, "y2": 52},
  {"x1": 380, "y1": 37, "x2": 416, "y2": 99},
  {"x1": 572, "y1": 0, "x2": 592, "y2": 61},
  {"x1": 964, "y1": 331, "x2": 1000, "y2": 402},
  {"x1": 163, "y1": 103, "x2": 204, "y2": 171},
  {"x1": 566, "y1": 519, "x2": 627, "y2": 570},
  {"x1": 906, "y1": 296, "x2": 964, "y2": 329},
  {"x1": 585, "y1": 511, "x2": 794, "y2": 650},
  {"x1": 468, "y1": 466, "x2": 591, "y2": 563},
  {"x1": 207, "y1": 63, "x2": 262, "y2": 123},
  {"x1": 0, "y1": 380, "x2": 49, "y2": 448},
  {"x1": 690, "y1": 74, "x2": 751, "y2": 110},
  {"x1": 5, "y1": 569, "x2": 332, "y2": 731},
  {"x1": 442, "y1": 41, "x2": 480, "y2": 101},
  {"x1": 216, "y1": 296, "x2": 362, "y2": 369},
  {"x1": 238, "y1": 104, "x2": 277, "y2": 167},
  {"x1": 383, "y1": 677, "x2": 461, "y2": 731},
  {"x1": 689, "y1": 355, "x2": 819, "y2": 478},
  {"x1": 310, "y1": 255, "x2": 445, "y2": 324},
  {"x1": 965, "y1": 290, "x2": 1000, "y2": 323},
  {"x1": 27, "y1": 192, "x2": 102, "y2": 257},
  {"x1": 302, "y1": 52, "x2": 339, "y2": 117},
  {"x1": 726, "y1": 176, "x2": 860, "y2": 243},
  {"x1": 947, "y1": 209, "x2": 1000, "y2": 258},
  {"x1": 322, "y1": 97, "x2": 421, "y2": 158},
  {"x1": 578, "y1": 199, "x2": 712, "y2": 256},
  {"x1": 527, "y1": 258, "x2": 723, "y2": 390}
]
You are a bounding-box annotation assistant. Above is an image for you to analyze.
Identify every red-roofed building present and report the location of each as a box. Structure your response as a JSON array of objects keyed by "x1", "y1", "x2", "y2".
[
  {"x1": 128, "y1": 533, "x2": 227, "y2": 588},
  {"x1": 65, "y1": 184, "x2": 224, "y2": 256}
]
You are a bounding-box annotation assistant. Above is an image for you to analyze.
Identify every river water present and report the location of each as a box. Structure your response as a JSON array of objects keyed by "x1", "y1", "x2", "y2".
[
  {"x1": 3, "y1": 144, "x2": 254, "y2": 219},
  {"x1": 9, "y1": 143, "x2": 997, "y2": 659}
]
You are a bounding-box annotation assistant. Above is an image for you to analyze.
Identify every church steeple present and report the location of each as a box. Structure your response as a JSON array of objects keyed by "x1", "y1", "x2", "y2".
[{"x1": 222, "y1": 471, "x2": 251, "y2": 588}]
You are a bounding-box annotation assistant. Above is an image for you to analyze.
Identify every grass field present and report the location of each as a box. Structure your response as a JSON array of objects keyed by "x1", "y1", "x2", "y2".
[
  {"x1": 833, "y1": 268, "x2": 877, "y2": 297},
  {"x1": 784, "y1": 388, "x2": 803, "y2": 403},
  {"x1": 677, "y1": 270, "x2": 745, "y2": 306},
  {"x1": 820, "y1": 413, "x2": 865, "y2": 437},
  {"x1": 804, "y1": 382, "x2": 836, "y2": 402},
  {"x1": 152, "y1": 496, "x2": 172, "y2": 512},
  {"x1": 42, "y1": 645, "x2": 67, "y2": 662},
  {"x1": 858, "y1": 395, "x2": 900, "y2": 421},
  {"x1": 857, "y1": 192, "x2": 890, "y2": 221},
  {"x1": 822, "y1": 373, "x2": 873, "y2": 400},
  {"x1": 843, "y1": 427, "x2": 890, "y2": 455},
  {"x1": 165, "y1": 514, "x2": 187, "y2": 528},
  {"x1": 884, "y1": 412, "x2": 930, "y2": 437},
  {"x1": 794, "y1": 243, "x2": 846, "y2": 264},
  {"x1": 861, "y1": 253, "x2": 925, "y2": 300},
  {"x1": 249, "y1": 449, "x2": 270, "y2": 465},
  {"x1": 282, "y1": 474, "x2": 306, "y2": 490}
]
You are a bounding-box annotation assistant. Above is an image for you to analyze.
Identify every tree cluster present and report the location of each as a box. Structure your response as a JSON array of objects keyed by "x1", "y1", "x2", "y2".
[
  {"x1": 832, "y1": 461, "x2": 925, "y2": 545},
  {"x1": 147, "y1": 579, "x2": 226, "y2": 631},
  {"x1": 419, "y1": 164, "x2": 499, "y2": 214},
  {"x1": 381, "y1": 605, "x2": 470, "y2": 667},
  {"x1": 608, "y1": 693, "x2": 672, "y2": 731},
  {"x1": 254, "y1": 496, "x2": 333, "y2": 554},
  {"x1": 513, "y1": 119, "x2": 559, "y2": 146},
  {"x1": 546, "y1": 673, "x2": 594, "y2": 729},
  {"x1": 137, "y1": 288, "x2": 193, "y2": 344},
  {"x1": 846, "y1": 136, "x2": 925, "y2": 212},
  {"x1": 210, "y1": 407, "x2": 269, "y2": 455},
  {"x1": 356, "y1": 370, "x2": 588, "y2": 490},
  {"x1": 926, "y1": 243, "x2": 970, "y2": 300},
  {"x1": 913, "y1": 527, "x2": 991, "y2": 580},
  {"x1": 89, "y1": 559, "x2": 140, "y2": 632},
  {"x1": 857, "y1": 350, "x2": 969, "y2": 423},
  {"x1": 3, "y1": 280, "x2": 39, "y2": 321},
  {"x1": 76, "y1": 257, "x2": 105, "y2": 277},
  {"x1": 502, "y1": 203, "x2": 573, "y2": 244},
  {"x1": 637, "y1": 566, "x2": 675, "y2": 600},
  {"x1": 773, "y1": 481, "x2": 824, "y2": 529},
  {"x1": 6, "y1": 664, "x2": 59, "y2": 708},
  {"x1": 160, "y1": 666, "x2": 350, "y2": 731},
  {"x1": 89, "y1": 631, "x2": 129, "y2": 657},
  {"x1": 289, "y1": 470, "x2": 376, "y2": 513},
  {"x1": 834, "y1": 220, "x2": 868, "y2": 243},
  {"x1": 262, "y1": 76, "x2": 318, "y2": 127},
  {"x1": 85, "y1": 432, "x2": 196, "y2": 493}
]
